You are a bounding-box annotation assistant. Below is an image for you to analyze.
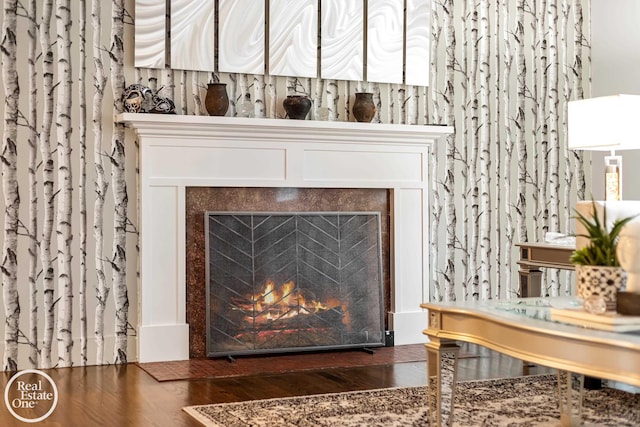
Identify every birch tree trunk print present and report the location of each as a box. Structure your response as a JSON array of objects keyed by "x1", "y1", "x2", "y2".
[
  {"x1": 502, "y1": 0, "x2": 514, "y2": 297},
  {"x1": 372, "y1": 85, "x2": 382, "y2": 124},
  {"x1": 538, "y1": 0, "x2": 549, "y2": 241},
  {"x1": 459, "y1": 0, "x2": 470, "y2": 298},
  {"x1": 56, "y1": 0, "x2": 74, "y2": 368},
  {"x1": 147, "y1": 68, "x2": 158, "y2": 91},
  {"x1": 500, "y1": 0, "x2": 515, "y2": 298},
  {"x1": 478, "y1": 0, "x2": 491, "y2": 300},
  {"x1": 538, "y1": 0, "x2": 552, "y2": 294},
  {"x1": 93, "y1": 0, "x2": 110, "y2": 366},
  {"x1": 163, "y1": 66, "x2": 175, "y2": 102},
  {"x1": 327, "y1": 80, "x2": 339, "y2": 121},
  {"x1": 179, "y1": 71, "x2": 188, "y2": 115},
  {"x1": 239, "y1": 73, "x2": 250, "y2": 116},
  {"x1": 492, "y1": 0, "x2": 502, "y2": 298},
  {"x1": 561, "y1": 0, "x2": 571, "y2": 235},
  {"x1": 344, "y1": 81, "x2": 351, "y2": 121},
  {"x1": 408, "y1": 86, "x2": 419, "y2": 125},
  {"x1": 268, "y1": 75, "x2": 277, "y2": 118},
  {"x1": 2, "y1": 0, "x2": 20, "y2": 372},
  {"x1": 193, "y1": 73, "x2": 203, "y2": 115},
  {"x1": 78, "y1": 0, "x2": 89, "y2": 366},
  {"x1": 572, "y1": 0, "x2": 586, "y2": 200},
  {"x1": 429, "y1": 0, "x2": 442, "y2": 301},
  {"x1": 111, "y1": 0, "x2": 129, "y2": 364},
  {"x1": 313, "y1": 78, "x2": 325, "y2": 120},
  {"x1": 39, "y1": 0, "x2": 56, "y2": 369},
  {"x1": 443, "y1": 0, "x2": 456, "y2": 301},
  {"x1": 27, "y1": 0, "x2": 40, "y2": 368},
  {"x1": 468, "y1": 0, "x2": 480, "y2": 300},
  {"x1": 229, "y1": 74, "x2": 237, "y2": 117},
  {"x1": 253, "y1": 75, "x2": 266, "y2": 118},
  {"x1": 531, "y1": 0, "x2": 542, "y2": 242},
  {"x1": 396, "y1": 85, "x2": 404, "y2": 124},
  {"x1": 515, "y1": 0, "x2": 528, "y2": 243},
  {"x1": 547, "y1": 0, "x2": 561, "y2": 295}
]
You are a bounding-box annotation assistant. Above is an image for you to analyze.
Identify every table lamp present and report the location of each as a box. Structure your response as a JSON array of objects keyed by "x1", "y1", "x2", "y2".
[
  {"x1": 569, "y1": 95, "x2": 640, "y2": 315},
  {"x1": 567, "y1": 94, "x2": 640, "y2": 201}
]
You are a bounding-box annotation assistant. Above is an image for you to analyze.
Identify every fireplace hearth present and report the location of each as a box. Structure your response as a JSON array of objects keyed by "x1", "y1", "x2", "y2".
[{"x1": 206, "y1": 212, "x2": 385, "y2": 356}]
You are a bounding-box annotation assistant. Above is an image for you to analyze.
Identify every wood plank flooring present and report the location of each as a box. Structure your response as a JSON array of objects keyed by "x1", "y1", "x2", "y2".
[{"x1": 0, "y1": 344, "x2": 553, "y2": 427}]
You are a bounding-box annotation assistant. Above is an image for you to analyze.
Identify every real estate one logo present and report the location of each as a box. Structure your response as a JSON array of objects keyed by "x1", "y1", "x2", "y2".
[{"x1": 4, "y1": 369, "x2": 58, "y2": 423}]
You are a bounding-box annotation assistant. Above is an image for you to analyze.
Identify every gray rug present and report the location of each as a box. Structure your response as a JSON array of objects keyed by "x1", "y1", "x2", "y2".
[{"x1": 183, "y1": 375, "x2": 640, "y2": 426}]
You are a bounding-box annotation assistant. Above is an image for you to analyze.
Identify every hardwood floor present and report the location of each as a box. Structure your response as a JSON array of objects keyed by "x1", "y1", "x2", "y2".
[{"x1": 0, "y1": 344, "x2": 553, "y2": 427}]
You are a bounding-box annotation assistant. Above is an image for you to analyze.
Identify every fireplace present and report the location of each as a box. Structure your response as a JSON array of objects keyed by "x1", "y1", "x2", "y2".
[
  {"x1": 205, "y1": 211, "x2": 385, "y2": 356},
  {"x1": 118, "y1": 113, "x2": 453, "y2": 363}
]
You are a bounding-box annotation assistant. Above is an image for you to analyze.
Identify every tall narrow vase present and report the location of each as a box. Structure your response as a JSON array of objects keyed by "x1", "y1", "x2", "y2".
[
  {"x1": 352, "y1": 92, "x2": 376, "y2": 123},
  {"x1": 205, "y1": 83, "x2": 229, "y2": 116}
]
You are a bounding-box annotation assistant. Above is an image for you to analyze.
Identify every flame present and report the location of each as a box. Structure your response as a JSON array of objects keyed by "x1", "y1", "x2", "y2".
[{"x1": 241, "y1": 279, "x2": 345, "y2": 325}]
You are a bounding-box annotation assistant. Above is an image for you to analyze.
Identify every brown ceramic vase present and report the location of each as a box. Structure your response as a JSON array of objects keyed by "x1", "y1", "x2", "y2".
[
  {"x1": 205, "y1": 83, "x2": 229, "y2": 116},
  {"x1": 352, "y1": 92, "x2": 376, "y2": 123},
  {"x1": 283, "y1": 95, "x2": 311, "y2": 119}
]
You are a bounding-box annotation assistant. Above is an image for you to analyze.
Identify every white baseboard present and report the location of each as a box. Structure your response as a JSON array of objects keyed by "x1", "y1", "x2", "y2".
[
  {"x1": 389, "y1": 310, "x2": 428, "y2": 346},
  {"x1": 138, "y1": 323, "x2": 190, "y2": 363}
]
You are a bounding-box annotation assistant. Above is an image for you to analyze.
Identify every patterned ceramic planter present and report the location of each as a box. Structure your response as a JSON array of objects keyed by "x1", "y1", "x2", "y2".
[{"x1": 575, "y1": 265, "x2": 627, "y2": 310}]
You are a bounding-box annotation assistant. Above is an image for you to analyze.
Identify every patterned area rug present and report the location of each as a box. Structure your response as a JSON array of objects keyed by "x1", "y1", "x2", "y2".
[{"x1": 183, "y1": 375, "x2": 640, "y2": 426}]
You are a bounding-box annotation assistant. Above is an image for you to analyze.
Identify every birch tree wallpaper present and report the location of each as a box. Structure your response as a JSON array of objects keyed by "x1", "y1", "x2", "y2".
[{"x1": 0, "y1": 0, "x2": 590, "y2": 371}]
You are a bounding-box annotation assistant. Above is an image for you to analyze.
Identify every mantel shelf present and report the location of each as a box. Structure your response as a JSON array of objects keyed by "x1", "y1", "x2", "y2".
[{"x1": 117, "y1": 113, "x2": 453, "y2": 146}]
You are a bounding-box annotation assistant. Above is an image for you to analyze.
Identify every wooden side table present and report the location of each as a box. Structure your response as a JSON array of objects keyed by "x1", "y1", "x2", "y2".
[{"x1": 516, "y1": 242, "x2": 574, "y2": 297}]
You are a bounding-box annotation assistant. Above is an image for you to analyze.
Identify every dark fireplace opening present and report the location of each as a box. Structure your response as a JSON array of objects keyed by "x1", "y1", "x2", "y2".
[{"x1": 205, "y1": 212, "x2": 385, "y2": 357}]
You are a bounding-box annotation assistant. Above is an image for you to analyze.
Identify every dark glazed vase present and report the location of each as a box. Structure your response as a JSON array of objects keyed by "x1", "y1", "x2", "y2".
[
  {"x1": 205, "y1": 83, "x2": 229, "y2": 116},
  {"x1": 283, "y1": 95, "x2": 311, "y2": 120},
  {"x1": 352, "y1": 92, "x2": 376, "y2": 123}
]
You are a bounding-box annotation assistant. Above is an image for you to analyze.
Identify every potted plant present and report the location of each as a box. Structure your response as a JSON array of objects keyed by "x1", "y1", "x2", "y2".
[{"x1": 571, "y1": 200, "x2": 637, "y2": 310}]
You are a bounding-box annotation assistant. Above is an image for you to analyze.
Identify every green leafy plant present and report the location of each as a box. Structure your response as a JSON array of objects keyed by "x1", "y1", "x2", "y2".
[{"x1": 570, "y1": 201, "x2": 637, "y2": 266}]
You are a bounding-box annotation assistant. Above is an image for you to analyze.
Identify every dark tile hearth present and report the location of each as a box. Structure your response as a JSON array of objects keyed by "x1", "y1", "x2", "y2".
[{"x1": 138, "y1": 343, "x2": 425, "y2": 382}]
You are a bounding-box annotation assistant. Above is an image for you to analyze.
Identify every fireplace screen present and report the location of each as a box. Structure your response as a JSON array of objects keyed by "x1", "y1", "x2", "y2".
[{"x1": 205, "y1": 211, "x2": 385, "y2": 357}]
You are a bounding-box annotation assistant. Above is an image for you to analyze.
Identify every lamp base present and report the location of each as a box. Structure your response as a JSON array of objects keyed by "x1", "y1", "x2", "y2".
[{"x1": 616, "y1": 291, "x2": 640, "y2": 316}]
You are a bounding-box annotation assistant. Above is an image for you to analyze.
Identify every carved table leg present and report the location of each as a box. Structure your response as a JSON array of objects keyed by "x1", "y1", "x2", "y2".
[
  {"x1": 557, "y1": 370, "x2": 585, "y2": 427},
  {"x1": 425, "y1": 339, "x2": 460, "y2": 426}
]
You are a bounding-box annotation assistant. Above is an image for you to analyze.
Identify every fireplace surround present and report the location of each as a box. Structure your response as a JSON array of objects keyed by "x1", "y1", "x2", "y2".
[{"x1": 118, "y1": 113, "x2": 453, "y2": 363}]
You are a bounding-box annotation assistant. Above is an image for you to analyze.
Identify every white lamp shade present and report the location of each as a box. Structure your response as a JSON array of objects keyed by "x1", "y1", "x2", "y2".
[{"x1": 568, "y1": 94, "x2": 640, "y2": 150}]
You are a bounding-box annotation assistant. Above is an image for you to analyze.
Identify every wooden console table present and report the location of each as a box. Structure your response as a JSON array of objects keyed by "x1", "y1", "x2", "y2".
[{"x1": 516, "y1": 242, "x2": 574, "y2": 297}]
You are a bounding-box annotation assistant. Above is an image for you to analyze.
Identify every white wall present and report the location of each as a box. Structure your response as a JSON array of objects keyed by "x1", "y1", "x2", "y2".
[{"x1": 591, "y1": 0, "x2": 640, "y2": 200}]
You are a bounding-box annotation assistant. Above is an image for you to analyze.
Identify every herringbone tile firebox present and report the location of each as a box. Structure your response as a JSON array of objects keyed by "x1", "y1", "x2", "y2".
[{"x1": 205, "y1": 212, "x2": 385, "y2": 356}]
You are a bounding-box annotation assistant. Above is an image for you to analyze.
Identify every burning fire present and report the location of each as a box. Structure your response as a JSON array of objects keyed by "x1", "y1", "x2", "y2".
[{"x1": 239, "y1": 279, "x2": 347, "y2": 325}]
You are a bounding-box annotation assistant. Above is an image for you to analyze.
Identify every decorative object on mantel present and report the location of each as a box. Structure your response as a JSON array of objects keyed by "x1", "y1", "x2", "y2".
[
  {"x1": 122, "y1": 84, "x2": 176, "y2": 114},
  {"x1": 205, "y1": 83, "x2": 229, "y2": 116},
  {"x1": 122, "y1": 84, "x2": 153, "y2": 113},
  {"x1": 571, "y1": 200, "x2": 637, "y2": 312},
  {"x1": 616, "y1": 219, "x2": 640, "y2": 315},
  {"x1": 147, "y1": 90, "x2": 176, "y2": 114},
  {"x1": 282, "y1": 95, "x2": 311, "y2": 119},
  {"x1": 352, "y1": 92, "x2": 376, "y2": 123}
]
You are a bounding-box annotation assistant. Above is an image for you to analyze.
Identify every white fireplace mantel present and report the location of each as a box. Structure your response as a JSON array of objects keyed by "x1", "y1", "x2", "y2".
[{"x1": 118, "y1": 113, "x2": 453, "y2": 363}]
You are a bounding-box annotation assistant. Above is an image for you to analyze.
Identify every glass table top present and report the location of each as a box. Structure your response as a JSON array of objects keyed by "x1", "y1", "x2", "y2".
[{"x1": 422, "y1": 296, "x2": 640, "y2": 343}]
